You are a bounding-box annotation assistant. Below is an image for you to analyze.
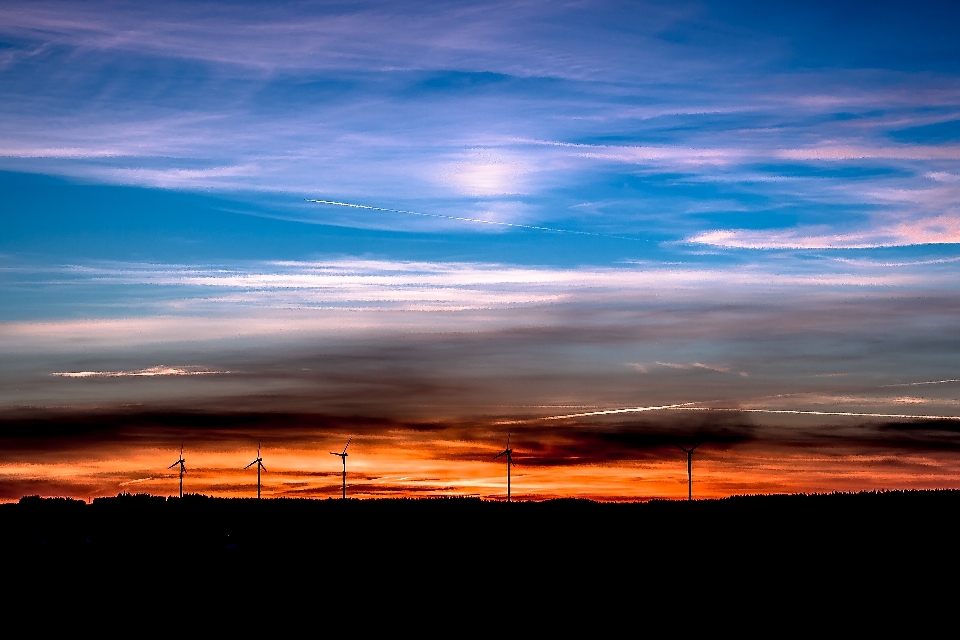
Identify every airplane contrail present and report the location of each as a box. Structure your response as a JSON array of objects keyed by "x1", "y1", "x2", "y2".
[
  {"x1": 497, "y1": 402, "x2": 700, "y2": 424},
  {"x1": 524, "y1": 404, "x2": 960, "y2": 422},
  {"x1": 881, "y1": 379, "x2": 960, "y2": 387},
  {"x1": 119, "y1": 477, "x2": 155, "y2": 486},
  {"x1": 306, "y1": 199, "x2": 635, "y2": 239},
  {"x1": 674, "y1": 407, "x2": 960, "y2": 420}
]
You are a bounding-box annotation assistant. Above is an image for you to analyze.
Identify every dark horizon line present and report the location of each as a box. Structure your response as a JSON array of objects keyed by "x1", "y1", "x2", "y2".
[{"x1": 10, "y1": 487, "x2": 960, "y2": 506}]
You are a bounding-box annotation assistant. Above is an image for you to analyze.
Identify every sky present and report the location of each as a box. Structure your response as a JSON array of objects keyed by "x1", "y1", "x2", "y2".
[{"x1": 2, "y1": 0, "x2": 960, "y2": 501}]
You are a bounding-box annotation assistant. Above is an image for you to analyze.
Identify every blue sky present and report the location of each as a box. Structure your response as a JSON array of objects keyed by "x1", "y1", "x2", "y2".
[
  {"x1": 2, "y1": 1, "x2": 960, "y2": 498},
  {"x1": 2, "y1": 0, "x2": 959, "y2": 261}
]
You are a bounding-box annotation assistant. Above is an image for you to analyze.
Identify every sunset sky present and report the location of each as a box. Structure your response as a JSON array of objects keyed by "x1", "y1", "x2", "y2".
[{"x1": 2, "y1": 0, "x2": 960, "y2": 501}]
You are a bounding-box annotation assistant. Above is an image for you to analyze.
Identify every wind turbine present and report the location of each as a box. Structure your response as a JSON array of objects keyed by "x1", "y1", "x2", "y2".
[
  {"x1": 167, "y1": 444, "x2": 186, "y2": 498},
  {"x1": 244, "y1": 441, "x2": 266, "y2": 499},
  {"x1": 494, "y1": 433, "x2": 516, "y2": 502},
  {"x1": 330, "y1": 438, "x2": 351, "y2": 499},
  {"x1": 675, "y1": 442, "x2": 702, "y2": 501}
]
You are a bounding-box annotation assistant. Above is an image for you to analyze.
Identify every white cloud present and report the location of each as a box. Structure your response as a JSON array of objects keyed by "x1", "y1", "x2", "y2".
[
  {"x1": 654, "y1": 361, "x2": 744, "y2": 375},
  {"x1": 688, "y1": 216, "x2": 960, "y2": 249},
  {"x1": 927, "y1": 172, "x2": 960, "y2": 183},
  {"x1": 107, "y1": 165, "x2": 257, "y2": 188},
  {"x1": 2, "y1": 256, "x2": 945, "y2": 350}
]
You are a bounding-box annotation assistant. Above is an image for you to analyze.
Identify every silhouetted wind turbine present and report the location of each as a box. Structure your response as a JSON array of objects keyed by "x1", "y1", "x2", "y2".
[
  {"x1": 330, "y1": 438, "x2": 351, "y2": 499},
  {"x1": 676, "y1": 442, "x2": 702, "y2": 501},
  {"x1": 494, "y1": 433, "x2": 516, "y2": 502},
  {"x1": 167, "y1": 445, "x2": 186, "y2": 498},
  {"x1": 245, "y1": 441, "x2": 266, "y2": 499}
]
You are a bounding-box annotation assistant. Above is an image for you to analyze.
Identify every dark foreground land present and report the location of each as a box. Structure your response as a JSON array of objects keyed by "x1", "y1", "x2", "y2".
[{"x1": 3, "y1": 491, "x2": 959, "y2": 609}]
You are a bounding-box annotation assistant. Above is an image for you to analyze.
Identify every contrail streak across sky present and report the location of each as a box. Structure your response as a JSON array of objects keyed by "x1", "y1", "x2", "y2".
[
  {"x1": 676, "y1": 407, "x2": 960, "y2": 420},
  {"x1": 499, "y1": 403, "x2": 700, "y2": 423},
  {"x1": 530, "y1": 405, "x2": 960, "y2": 422},
  {"x1": 881, "y1": 379, "x2": 960, "y2": 387},
  {"x1": 307, "y1": 199, "x2": 635, "y2": 239}
]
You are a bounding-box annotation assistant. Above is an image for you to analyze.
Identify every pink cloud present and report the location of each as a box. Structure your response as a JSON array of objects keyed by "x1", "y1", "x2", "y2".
[
  {"x1": 689, "y1": 216, "x2": 960, "y2": 249},
  {"x1": 777, "y1": 145, "x2": 960, "y2": 161}
]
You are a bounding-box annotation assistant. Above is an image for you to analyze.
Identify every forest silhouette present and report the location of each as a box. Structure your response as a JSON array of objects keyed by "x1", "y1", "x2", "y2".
[{"x1": 4, "y1": 491, "x2": 957, "y2": 601}]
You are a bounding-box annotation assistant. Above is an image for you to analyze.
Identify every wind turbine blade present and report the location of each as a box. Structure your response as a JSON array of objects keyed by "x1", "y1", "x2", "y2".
[
  {"x1": 168, "y1": 461, "x2": 179, "y2": 469},
  {"x1": 330, "y1": 452, "x2": 340, "y2": 456},
  {"x1": 259, "y1": 462, "x2": 267, "y2": 472},
  {"x1": 494, "y1": 451, "x2": 506, "y2": 460},
  {"x1": 244, "y1": 460, "x2": 257, "y2": 469},
  {"x1": 342, "y1": 437, "x2": 352, "y2": 455}
]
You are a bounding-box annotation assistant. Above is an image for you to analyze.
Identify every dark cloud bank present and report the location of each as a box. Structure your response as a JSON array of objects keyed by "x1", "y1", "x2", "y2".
[{"x1": 3, "y1": 407, "x2": 958, "y2": 481}]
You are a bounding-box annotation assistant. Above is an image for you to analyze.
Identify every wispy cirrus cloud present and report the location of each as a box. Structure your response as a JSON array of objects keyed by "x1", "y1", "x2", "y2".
[
  {"x1": 36, "y1": 257, "x2": 943, "y2": 315},
  {"x1": 0, "y1": 147, "x2": 127, "y2": 158},
  {"x1": 107, "y1": 165, "x2": 258, "y2": 188},
  {"x1": 0, "y1": 1, "x2": 706, "y2": 79},
  {"x1": 776, "y1": 144, "x2": 960, "y2": 162},
  {"x1": 2, "y1": 0, "x2": 960, "y2": 247}
]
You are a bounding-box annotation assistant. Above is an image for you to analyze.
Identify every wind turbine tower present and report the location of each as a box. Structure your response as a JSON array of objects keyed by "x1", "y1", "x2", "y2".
[
  {"x1": 494, "y1": 433, "x2": 516, "y2": 502},
  {"x1": 676, "y1": 442, "x2": 702, "y2": 501},
  {"x1": 330, "y1": 438, "x2": 351, "y2": 499},
  {"x1": 245, "y1": 441, "x2": 267, "y2": 499},
  {"x1": 168, "y1": 445, "x2": 186, "y2": 498}
]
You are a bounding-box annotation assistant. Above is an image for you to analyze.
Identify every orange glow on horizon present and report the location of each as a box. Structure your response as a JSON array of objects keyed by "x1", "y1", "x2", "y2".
[{"x1": 3, "y1": 436, "x2": 959, "y2": 503}]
